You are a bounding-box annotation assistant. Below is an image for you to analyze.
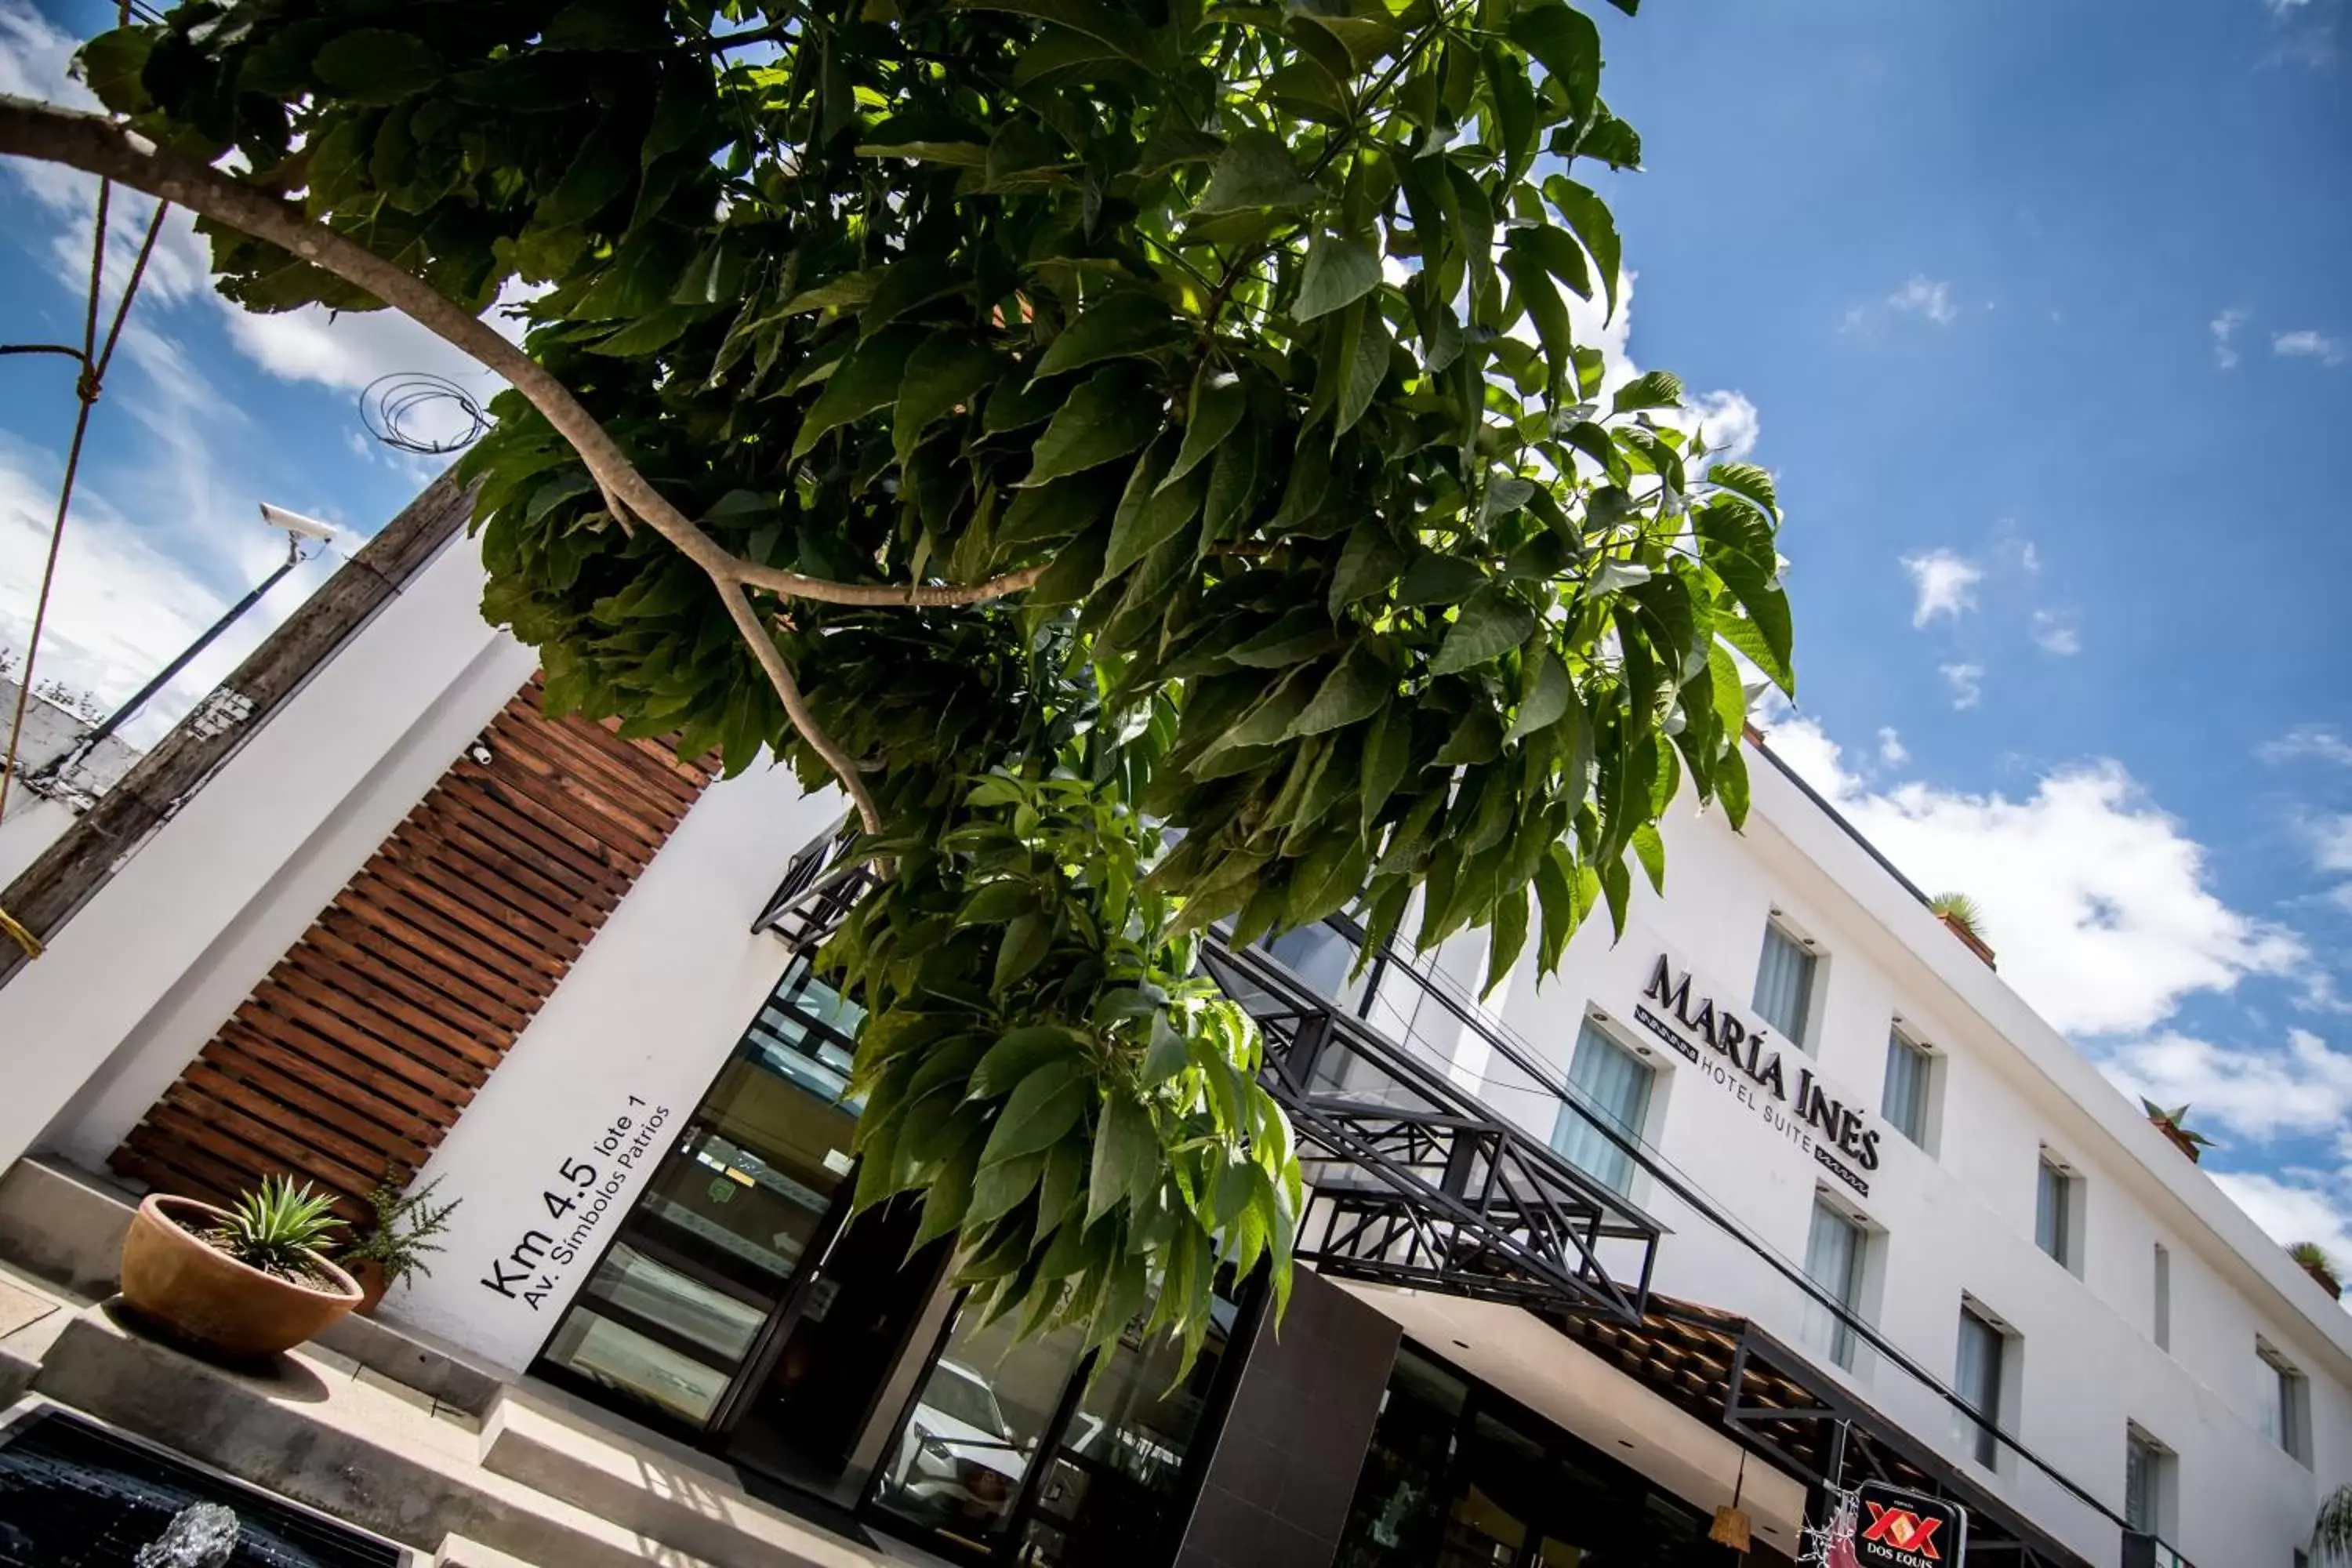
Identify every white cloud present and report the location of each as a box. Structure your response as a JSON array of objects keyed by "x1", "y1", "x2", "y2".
[
  {"x1": 2262, "y1": 725, "x2": 2352, "y2": 767},
  {"x1": 1876, "y1": 727, "x2": 1907, "y2": 766},
  {"x1": 2102, "y1": 1029, "x2": 2352, "y2": 1141},
  {"x1": 2274, "y1": 329, "x2": 2347, "y2": 368},
  {"x1": 2266, "y1": 0, "x2": 2313, "y2": 12},
  {"x1": 1887, "y1": 275, "x2": 1958, "y2": 325},
  {"x1": 2307, "y1": 814, "x2": 2352, "y2": 875},
  {"x1": 2031, "y1": 611, "x2": 2082, "y2": 655},
  {"x1": 2212, "y1": 307, "x2": 2248, "y2": 369},
  {"x1": 2212, "y1": 1172, "x2": 2352, "y2": 1291},
  {"x1": 1764, "y1": 718, "x2": 2307, "y2": 1035},
  {"x1": 1939, "y1": 662, "x2": 1984, "y2": 710},
  {"x1": 1561, "y1": 271, "x2": 1763, "y2": 470},
  {"x1": 1902, "y1": 548, "x2": 1983, "y2": 626}
]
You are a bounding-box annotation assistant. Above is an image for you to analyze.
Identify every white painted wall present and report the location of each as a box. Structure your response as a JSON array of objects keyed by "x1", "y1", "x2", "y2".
[
  {"x1": 3, "y1": 532, "x2": 532, "y2": 1176},
  {"x1": 383, "y1": 764, "x2": 846, "y2": 1373},
  {"x1": 1463, "y1": 745, "x2": 2352, "y2": 1568}
]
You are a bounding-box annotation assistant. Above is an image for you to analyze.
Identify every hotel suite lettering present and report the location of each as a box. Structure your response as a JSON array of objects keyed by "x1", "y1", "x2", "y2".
[
  {"x1": 1636, "y1": 955, "x2": 1882, "y2": 1196},
  {"x1": 480, "y1": 1095, "x2": 670, "y2": 1311}
]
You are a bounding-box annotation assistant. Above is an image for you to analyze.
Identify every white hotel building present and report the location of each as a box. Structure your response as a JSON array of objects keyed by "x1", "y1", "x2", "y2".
[{"x1": 0, "y1": 475, "x2": 2342, "y2": 1568}]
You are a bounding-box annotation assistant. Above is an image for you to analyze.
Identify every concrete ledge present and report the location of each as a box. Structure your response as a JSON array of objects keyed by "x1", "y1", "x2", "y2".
[
  {"x1": 0, "y1": 1156, "x2": 134, "y2": 1299},
  {"x1": 437, "y1": 1535, "x2": 539, "y2": 1568},
  {"x1": 481, "y1": 1387, "x2": 883, "y2": 1568},
  {"x1": 318, "y1": 1305, "x2": 506, "y2": 1418},
  {"x1": 28, "y1": 1303, "x2": 721, "y2": 1567}
]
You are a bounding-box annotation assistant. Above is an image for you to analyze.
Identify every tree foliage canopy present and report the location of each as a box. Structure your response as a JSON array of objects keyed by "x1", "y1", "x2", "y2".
[{"x1": 56, "y1": 0, "x2": 1793, "y2": 1363}]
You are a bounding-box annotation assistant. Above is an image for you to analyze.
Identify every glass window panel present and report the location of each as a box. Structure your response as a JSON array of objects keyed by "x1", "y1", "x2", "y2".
[
  {"x1": 1552, "y1": 1020, "x2": 1652, "y2": 1196},
  {"x1": 2124, "y1": 1432, "x2": 2160, "y2": 1532},
  {"x1": 1882, "y1": 1029, "x2": 1931, "y2": 1145},
  {"x1": 2036, "y1": 1159, "x2": 2071, "y2": 1265},
  {"x1": 541, "y1": 1307, "x2": 738, "y2": 1425},
  {"x1": 1752, "y1": 924, "x2": 1816, "y2": 1044},
  {"x1": 2153, "y1": 1243, "x2": 2171, "y2": 1351},
  {"x1": 1802, "y1": 1200, "x2": 1865, "y2": 1370},
  {"x1": 1955, "y1": 1308, "x2": 2004, "y2": 1468},
  {"x1": 873, "y1": 1312, "x2": 1087, "y2": 1552}
]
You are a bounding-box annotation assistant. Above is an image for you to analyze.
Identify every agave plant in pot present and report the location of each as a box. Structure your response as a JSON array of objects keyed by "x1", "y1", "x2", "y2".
[
  {"x1": 339, "y1": 1168, "x2": 459, "y2": 1313},
  {"x1": 118, "y1": 1174, "x2": 362, "y2": 1358}
]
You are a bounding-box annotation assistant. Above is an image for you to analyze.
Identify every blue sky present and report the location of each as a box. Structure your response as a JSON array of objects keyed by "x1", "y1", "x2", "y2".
[{"x1": 2, "y1": 1, "x2": 2350, "y2": 1275}]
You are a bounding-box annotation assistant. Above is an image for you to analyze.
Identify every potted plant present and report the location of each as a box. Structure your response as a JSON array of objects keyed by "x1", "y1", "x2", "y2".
[
  {"x1": 2141, "y1": 1100, "x2": 2216, "y2": 1164},
  {"x1": 339, "y1": 1168, "x2": 460, "y2": 1312},
  {"x1": 1929, "y1": 891, "x2": 1997, "y2": 967},
  {"x1": 118, "y1": 1174, "x2": 361, "y2": 1358},
  {"x1": 2291, "y1": 1242, "x2": 2343, "y2": 1301}
]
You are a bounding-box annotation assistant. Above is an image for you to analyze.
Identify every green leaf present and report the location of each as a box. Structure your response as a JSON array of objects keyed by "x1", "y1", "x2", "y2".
[
  {"x1": 1036, "y1": 1141, "x2": 1085, "y2": 1237},
  {"x1": 1483, "y1": 884, "x2": 1530, "y2": 998},
  {"x1": 895, "y1": 334, "x2": 1000, "y2": 463},
  {"x1": 1335, "y1": 303, "x2": 1392, "y2": 437},
  {"x1": 981, "y1": 1059, "x2": 1087, "y2": 1166},
  {"x1": 1287, "y1": 646, "x2": 1390, "y2": 736},
  {"x1": 1508, "y1": 2, "x2": 1602, "y2": 126},
  {"x1": 1226, "y1": 608, "x2": 1342, "y2": 668},
  {"x1": 860, "y1": 255, "x2": 962, "y2": 338},
  {"x1": 970, "y1": 1024, "x2": 1085, "y2": 1098},
  {"x1": 995, "y1": 914, "x2": 1053, "y2": 989},
  {"x1": 1164, "y1": 370, "x2": 1247, "y2": 489},
  {"x1": 1612, "y1": 369, "x2": 1684, "y2": 414},
  {"x1": 1432, "y1": 588, "x2": 1537, "y2": 676},
  {"x1": 77, "y1": 27, "x2": 152, "y2": 114},
  {"x1": 1141, "y1": 1014, "x2": 1189, "y2": 1086},
  {"x1": 1294, "y1": 233, "x2": 1383, "y2": 321},
  {"x1": 1508, "y1": 651, "x2": 1572, "y2": 741},
  {"x1": 1396, "y1": 553, "x2": 1486, "y2": 608},
  {"x1": 1026, "y1": 369, "x2": 1164, "y2": 485},
  {"x1": 1087, "y1": 1094, "x2": 1159, "y2": 1224},
  {"x1": 311, "y1": 29, "x2": 441, "y2": 104},
  {"x1": 1033, "y1": 292, "x2": 1185, "y2": 381},
  {"x1": 1708, "y1": 460, "x2": 1780, "y2": 518},
  {"x1": 1543, "y1": 175, "x2": 1623, "y2": 321},
  {"x1": 793, "y1": 326, "x2": 924, "y2": 459},
  {"x1": 1631, "y1": 822, "x2": 1666, "y2": 896},
  {"x1": 1507, "y1": 224, "x2": 1595, "y2": 303},
  {"x1": 967, "y1": 1149, "x2": 1047, "y2": 1226},
  {"x1": 1331, "y1": 523, "x2": 1407, "y2": 612},
  {"x1": 1191, "y1": 129, "x2": 1327, "y2": 216}
]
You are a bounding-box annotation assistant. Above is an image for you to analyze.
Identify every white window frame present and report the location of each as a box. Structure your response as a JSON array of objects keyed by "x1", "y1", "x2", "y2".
[
  {"x1": 1753, "y1": 909, "x2": 1824, "y2": 1051},
  {"x1": 2152, "y1": 1242, "x2": 2171, "y2": 1352},
  {"x1": 2034, "y1": 1148, "x2": 2084, "y2": 1275},
  {"x1": 1802, "y1": 1192, "x2": 1873, "y2": 1374},
  {"x1": 1550, "y1": 1012, "x2": 1659, "y2": 1200},
  {"x1": 2123, "y1": 1423, "x2": 2174, "y2": 1537},
  {"x1": 1881, "y1": 1020, "x2": 1939, "y2": 1152},
  {"x1": 1955, "y1": 1298, "x2": 2014, "y2": 1472},
  {"x1": 2258, "y1": 1338, "x2": 2312, "y2": 1465}
]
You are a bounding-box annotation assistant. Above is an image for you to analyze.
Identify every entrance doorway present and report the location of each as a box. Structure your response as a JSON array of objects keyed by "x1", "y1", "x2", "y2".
[
  {"x1": 533, "y1": 959, "x2": 953, "y2": 1496},
  {"x1": 1335, "y1": 1343, "x2": 1798, "y2": 1568}
]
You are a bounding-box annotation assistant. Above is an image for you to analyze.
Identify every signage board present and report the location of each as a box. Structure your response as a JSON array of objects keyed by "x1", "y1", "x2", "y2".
[{"x1": 1853, "y1": 1480, "x2": 1966, "y2": 1568}]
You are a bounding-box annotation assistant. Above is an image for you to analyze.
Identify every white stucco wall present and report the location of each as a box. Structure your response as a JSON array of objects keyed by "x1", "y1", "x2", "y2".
[
  {"x1": 382, "y1": 764, "x2": 846, "y2": 1373},
  {"x1": 4, "y1": 532, "x2": 532, "y2": 1176},
  {"x1": 1468, "y1": 746, "x2": 2352, "y2": 1567}
]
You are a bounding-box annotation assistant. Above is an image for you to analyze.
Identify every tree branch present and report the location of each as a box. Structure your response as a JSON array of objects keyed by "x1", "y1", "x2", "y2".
[
  {"x1": 717, "y1": 583, "x2": 882, "y2": 835},
  {"x1": 0, "y1": 93, "x2": 1036, "y2": 819}
]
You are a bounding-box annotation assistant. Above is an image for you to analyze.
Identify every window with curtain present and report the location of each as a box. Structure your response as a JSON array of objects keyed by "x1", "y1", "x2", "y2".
[
  {"x1": 1551, "y1": 1018, "x2": 1653, "y2": 1196},
  {"x1": 2035, "y1": 1154, "x2": 2075, "y2": 1269},
  {"x1": 2124, "y1": 1428, "x2": 2166, "y2": 1534},
  {"x1": 1802, "y1": 1198, "x2": 1867, "y2": 1371},
  {"x1": 1955, "y1": 1306, "x2": 2005, "y2": 1468},
  {"x1": 2259, "y1": 1341, "x2": 2309, "y2": 1461},
  {"x1": 1882, "y1": 1028, "x2": 1933, "y2": 1146},
  {"x1": 1752, "y1": 922, "x2": 1817, "y2": 1045}
]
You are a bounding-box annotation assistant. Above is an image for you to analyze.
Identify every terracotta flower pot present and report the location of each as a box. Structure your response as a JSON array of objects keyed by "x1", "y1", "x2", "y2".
[
  {"x1": 118, "y1": 1194, "x2": 361, "y2": 1358},
  {"x1": 347, "y1": 1256, "x2": 390, "y2": 1315}
]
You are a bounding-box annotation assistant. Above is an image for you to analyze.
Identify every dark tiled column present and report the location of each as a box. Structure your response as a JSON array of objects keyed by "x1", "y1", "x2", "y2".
[{"x1": 1174, "y1": 1269, "x2": 1401, "y2": 1568}]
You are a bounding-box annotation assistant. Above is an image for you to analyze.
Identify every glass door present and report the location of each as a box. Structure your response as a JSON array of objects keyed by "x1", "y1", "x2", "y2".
[{"x1": 535, "y1": 960, "x2": 869, "y2": 1432}]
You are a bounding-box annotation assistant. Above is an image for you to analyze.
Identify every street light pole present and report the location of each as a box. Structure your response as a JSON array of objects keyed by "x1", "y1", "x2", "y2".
[{"x1": 27, "y1": 505, "x2": 334, "y2": 793}]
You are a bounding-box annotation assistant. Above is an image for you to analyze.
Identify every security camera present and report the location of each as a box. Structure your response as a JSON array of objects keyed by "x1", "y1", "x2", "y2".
[{"x1": 258, "y1": 503, "x2": 336, "y2": 543}]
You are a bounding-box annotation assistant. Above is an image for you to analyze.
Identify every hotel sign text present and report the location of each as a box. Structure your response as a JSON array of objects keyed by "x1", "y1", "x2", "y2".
[{"x1": 1638, "y1": 954, "x2": 1883, "y2": 1198}]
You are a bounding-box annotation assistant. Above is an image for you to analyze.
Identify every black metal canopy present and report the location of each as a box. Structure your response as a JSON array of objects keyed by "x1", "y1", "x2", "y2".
[{"x1": 753, "y1": 827, "x2": 1664, "y2": 1328}]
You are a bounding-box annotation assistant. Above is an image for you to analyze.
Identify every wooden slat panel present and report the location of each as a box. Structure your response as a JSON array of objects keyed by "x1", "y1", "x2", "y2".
[{"x1": 112, "y1": 675, "x2": 713, "y2": 1210}]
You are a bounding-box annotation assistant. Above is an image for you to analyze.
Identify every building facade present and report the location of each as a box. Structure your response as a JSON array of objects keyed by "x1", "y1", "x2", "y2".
[{"x1": 0, "y1": 511, "x2": 2343, "y2": 1568}]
